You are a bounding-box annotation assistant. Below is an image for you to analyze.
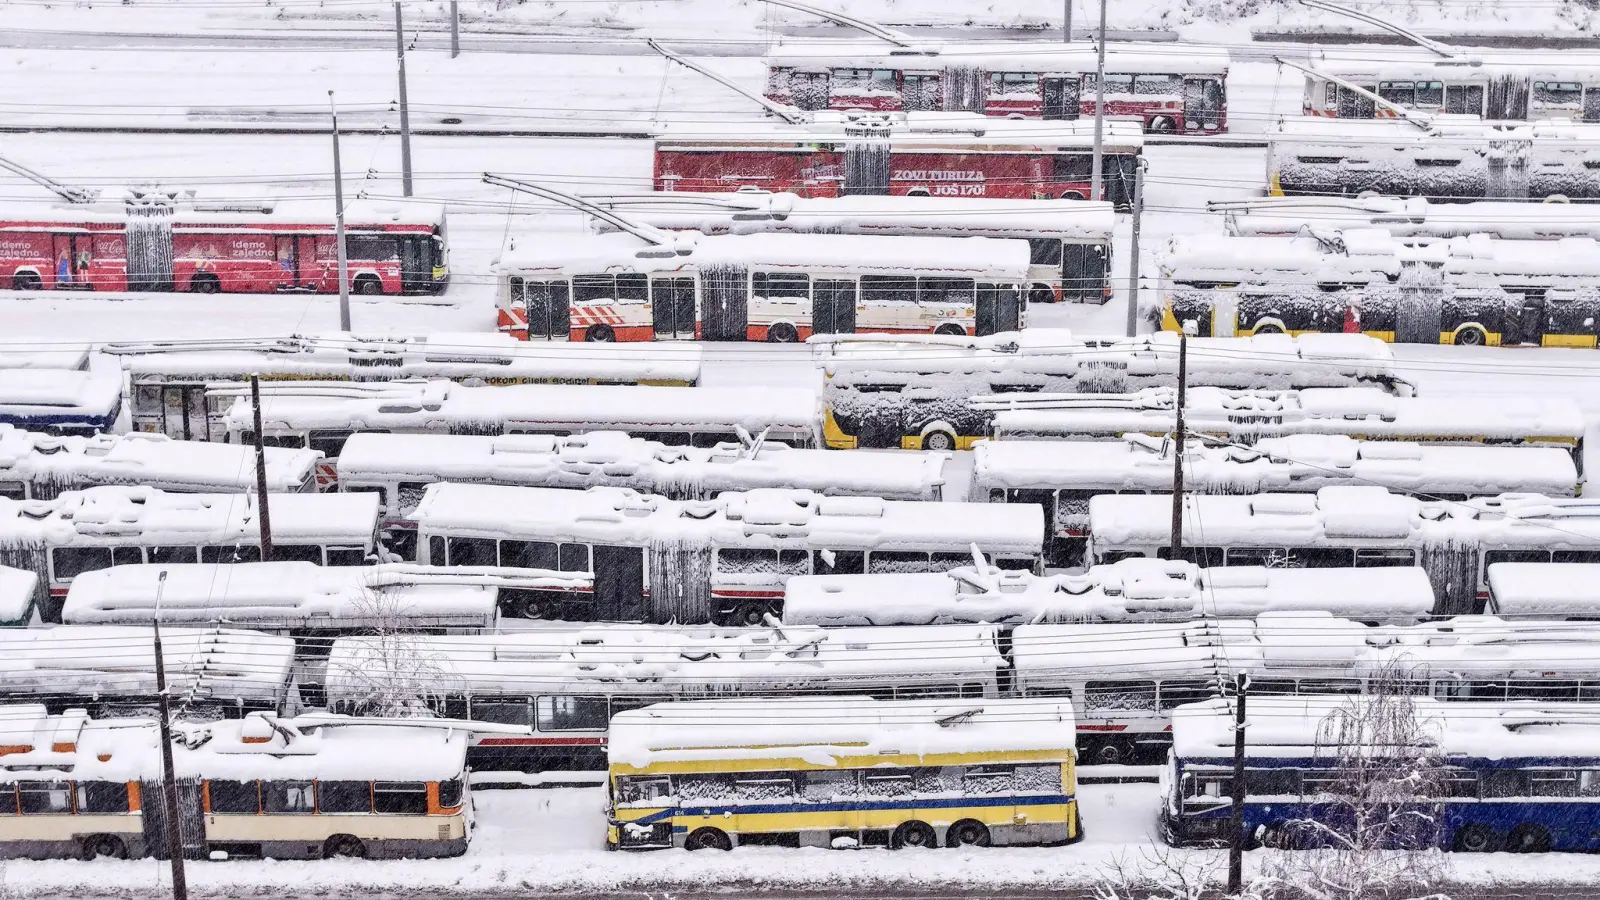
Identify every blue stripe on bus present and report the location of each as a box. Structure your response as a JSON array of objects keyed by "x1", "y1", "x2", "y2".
[{"x1": 630, "y1": 792, "x2": 1075, "y2": 826}]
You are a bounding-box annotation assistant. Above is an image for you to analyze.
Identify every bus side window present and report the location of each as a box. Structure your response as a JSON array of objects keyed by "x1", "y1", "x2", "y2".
[
  {"x1": 76, "y1": 782, "x2": 130, "y2": 813},
  {"x1": 316, "y1": 781, "x2": 372, "y2": 813},
  {"x1": 373, "y1": 782, "x2": 429, "y2": 815},
  {"x1": 427, "y1": 535, "x2": 445, "y2": 565},
  {"x1": 0, "y1": 481, "x2": 23, "y2": 501},
  {"x1": 201, "y1": 544, "x2": 262, "y2": 564},
  {"x1": 269, "y1": 544, "x2": 324, "y2": 564},
  {"x1": 445, "y1": 536, "x2": 498, "y2": 567},
  {"x1": 148, "y1": 546, "x2": 198, "y2": 565},
  {"x1": 815, "y1": 549, "x2": 865, "y2": 575},
  {"x1": 308, "y1": 431, "x2": 355, "y2": 458},
  {"x1": 50, "y1": 547, "x2": 114, "y2": 581},
  {"x1": 326, "y1": 546, "x2": 367, "y2": 566},
  {"x1": 1084, "y1": 679, "x2": 1156, "y2": 713},
  {"x1": 537, "y1": 695, "x2": 609, "y2": 731}
]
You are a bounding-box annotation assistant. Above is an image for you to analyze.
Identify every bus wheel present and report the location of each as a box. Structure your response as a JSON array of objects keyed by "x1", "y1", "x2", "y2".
[
  {"x1": 1453, "y1": 823, "x2": 1499, "y2": 853},
  {"x1": 324, "y1": 835, "x2": 368, "y2": 859},
  {"x1": 946, "y1": 820, "x2": 991, "y2": 848},
  {"x1": 1148, "y1": 116, "x2": 1177, "y2": 134},
  {"x1": 767, "y1": 322, "x2": 799, "y2": 343},
  {"x1": 921, "y1": 430, "x2": 957, "y2": 453},
  {"x1": 1454, "y1": 326, "x2": 1487, "y2": 347},
  {"x1": 585, "y1": 325, "x2": 616, "y2": 343},
  {"x1": 1252, "y1": 322, "x2": 1284, "y2": 335},
  {"x1": 728, "y1": 599, "x2": 772, "y2": 627},
  {"x1": 1095, "y1": 739, "x2": 1138, "y2": 765},
  {"x1": 1060, "y1": 191, "x2": 1086, "y2": 201},
  {"x1": 892, "y1": 821, "x2": 938, "y2": 849},
  {"x1": 355, "y1": 275, "x2": 383, "y2": 296},
  {"x1": 12, "y1": 272, "x2": 41, "y2": 291},
  {"x1": 189, "y1": 274, "x2": 221, "y2": 294},
  {"x1": 934, "y1": 324, "x2": 966, "y2": 336},
  {"x1": 1507, "y1": 823, "x2": 1551, "y2": 853},
  {"x1": 685, "y1": 827, "x2": 732, "y2": 852},
  {"x1": 506, "y1": 594, "x2": 548, "y2": 620},
  {"x1": 80, "y1": 836, "x2": 127, "y2": 860}
]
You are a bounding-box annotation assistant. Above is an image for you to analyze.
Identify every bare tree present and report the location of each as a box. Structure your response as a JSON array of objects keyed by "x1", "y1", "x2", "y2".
[
  {"x1": 1265, "y1": 660, "x2": 1452, "y2": 900},
  {"x1": 1095, "y1": 846, "x2": 1270, "y2": 900},
  {"x1": 326, "y1": 582, "x2": 455, "y2": 718}
]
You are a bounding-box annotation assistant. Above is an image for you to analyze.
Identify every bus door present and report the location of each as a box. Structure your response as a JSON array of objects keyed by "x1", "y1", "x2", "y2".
[
  {"x1": 274, "y1": 235, "x2": 313, "y2": 291},
  {"x1": 1510, "y1": 288, "x2": 1547, "y2": 345},
  {"x1": 51, "y1": 234, "x2": 91, "y2": 287},
  {"x1": 400, "y1": 235, "x2": 428, "y2": 293},
  {"x1": 790, "y1": 71, "x2": 831, "y2": 111},
  {"x1": 1042, "y1": 77, "x2": 1080, "y2": 120},
  {"x1": 154, "y1": 383, "x2": 212, "y2": 441},
  {"x1": 525, "y1": 279, "x2": 572, "y2": 341},
  {"x1": 1184, "y1": 78, "x2": 1224, "y2": 130},
  {"x1": 900, "y1": 73, "x2": 939, "y2": 111},
  {"x1": 812, "y1": 278, "x2": 857, "y2": 335},
  {"x1": 651, "y1": 277, "x2": 697, "y2": 340},
  {"x1": 1063, "y1": 242, "x2": 1110, "y2": 303},
  {"x1": 976, "y1": 283, "x2": 1022, "y2": 335}
]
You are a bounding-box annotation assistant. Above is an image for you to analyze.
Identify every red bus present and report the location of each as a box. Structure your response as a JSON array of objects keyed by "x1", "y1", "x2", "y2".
[
  {"x1": 763, "y1": 41, "x2": 1229, "y2": 134},
  {"x1": 1, "y1": 197, "x2": 448, "y2": 296},
  {"x1": 654, "y1": 112, "x2": 1145, "y2": 209}
]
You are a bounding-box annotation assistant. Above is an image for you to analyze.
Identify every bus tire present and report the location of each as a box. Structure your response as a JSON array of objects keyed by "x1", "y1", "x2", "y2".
[
  {"x1": 727, "y1": 599, "x2": 773, "y2": 627},
  {"x1": 934, "y1": 323, "x2": 966, "y2": 336},
  {"x1": 354, "y1": 275, "x2": 383, "y2": 296},
  {"x1": 685, "y1": 827, "x2": 732, "y2": 852},
  {"x1": 505, "y1": 594, "x2": 549, "y2": 620},
  {"x1": 585, "y1": 325, "x2": 615, "y2": 343},
  {"x1": 1252, "y1": 322, "x2": 1284, "y2": 335},
  {"x1": 189, "y1": 274, "x2": 221, "y2": 294},
  {"x1": 767, "y1": 322, "x2": 799, "y2": 343},
  {"x1": 324, "y1": 835, "x2": 368, "y2": 859},
  {"x1": 1454, "y1": 325, "x2": 1487, "y2": 346},
  {"x1": 12, "y1": 272, "x2": 41, "y2": 291},
  {"x1": 892, "y1": 820, "x2": 938, "y2": 849},
  {"x1": 946, "y1": 820, "x2": 991, "y2": 848},
  {"x1": 1095, "y1": 738, "x2": 1139, "y2": 765},
  {"x1": 1060, "y1": 191, "x2": 1087, "y2": 201},
  {"x1": 1507, "y1": 823, "x2": 1551, "y2": 853},
  {"x1": 80, "y1": 835, "x2": 127, "y2": 860},
  {"x1": 1453, "y1": 822, "x2": 1499, "y2": 853},
  {"x1": 921, "y1": 430, "x2": 957, "y2": 453},
  {"x1": 1149, "y1": 116, "x2": 1177, "y2": 134}
]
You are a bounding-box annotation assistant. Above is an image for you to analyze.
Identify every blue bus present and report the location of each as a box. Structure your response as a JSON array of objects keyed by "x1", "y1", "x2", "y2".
[{"x1": 1163, "y1": 696, "x2": 1600, "y2": 854}]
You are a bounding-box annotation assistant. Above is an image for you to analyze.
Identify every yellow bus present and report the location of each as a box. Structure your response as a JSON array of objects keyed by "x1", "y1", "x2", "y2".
[{"x1": 606, "y1": 696, "x2": 1079, "y2": 851}]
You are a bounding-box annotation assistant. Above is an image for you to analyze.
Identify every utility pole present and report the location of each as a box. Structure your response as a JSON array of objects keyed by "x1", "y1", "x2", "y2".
[
  {"x1": 1088, "y1": 0, "x2": 1108, "y2": 202},
  {"x1": 152, "y1": 570, "x2": 188, "y2": 899},
  {"x1": 330, "y1": 91, "x2": 351, "y2": 330},
  {"x1": 249, "y1": 374, "x2": 274, "y2": 562},
  {"x1": 451, "y1": 0, "x2": 460, "y2": 57},
  {"x1": 1125, "y1": 157, "x2": 1146, "y2": 337},
  {"x1": 1169, "y1": 331, "x2": 1187, "y2": 557},
  {"x1": 394, "y1": 0, "x2": 415, "y2": 197},
  {"x1": 1228, "y1": 671, "x2": 1250, "y2": 896},
  {"x1": 1063, "y1": 0, "x2": 1072, "y2": 41}
]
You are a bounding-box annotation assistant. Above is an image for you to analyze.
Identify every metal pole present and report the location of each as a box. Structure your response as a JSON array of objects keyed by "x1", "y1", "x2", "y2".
[
  {"x1": 1228, "y1": 672, "x2": 1249, "y2": 895},
  {"x1": 1063, "y1": 0, "x2": 1072, "y2": 41},
  {"x1": 1088, "y1": 0, "x2": 1108, "y2": 202},
  {"x1": 451, "y1": 0, "x2": 460, "y2": 57},
  {"x1": 1125, "y1": 157, "x2": 1146, "y2": 337},
  {"x1": 395, "y1": 1, "x2": 415, "y2": 197},
  {"x1": 1169, "y1": 332, "x2": 1186, "y2": 558},
  {"x1": 249, "y1": 374, "x2": 274, "y2": 561},
  {"x1": 153, "y1": 571, "x2": 188, "y2": 900},
  {"x1": 330, "y1": 91, "x2": 351, "y2": 330}
]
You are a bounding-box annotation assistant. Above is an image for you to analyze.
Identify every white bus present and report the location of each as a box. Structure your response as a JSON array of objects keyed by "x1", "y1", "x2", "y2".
[
  {"x1": 325, "y1": 623, "x2": 1006, "y2": 773},
  {"x1": 0, "y1": 706, "x2": 477, "y2": 861},
  {"x1": 0, "y1": 486, "x2": 381, "y2": 622},
  {"x1": 987, "y1": 386, "x2": 1586, "y2": 472},
  {"x1": 1087, "y1": 485, "x2": 1600, "y2": 615},
  {"x1": 1158, "y1": 229, "x2": 1600, "y2": 346},
  {"x1": 1216, "y1": 195, "x2": 1600, "y2": 242},
  {"x1": 972, "y1": 433, "x2": 1581, "y2": 566},
  {"x1": 1485, "y1": 562, "x2": 1600, "y2": 619},
  {"x1": 219, "y1": 381, "x2": 822, "y2": 490},
  {"x1": 587, "y1": 192, "x2": 1117, "y2": 303},
  {"x1": 1297, "y1": 51, "x2": 1600, "y2": 122},
  {"x1": 1267, "y1": 118, "x2": 1600, "y2": 201},
  {"x1": 495, "y1": 230, "x2": 1030, "y2": 343},
  {"x1": 105, "y1": 333, "x2": 701, "y2": 443},
  {"x1": 0, "y1": 425, "x2": 320, "y2": 501},
  {"x1": 0, "y1": 626, "x2": 295, "y2": 717},
  {"x1": 818, "y1": 329, "x2": 1409, "y2": 451},
  {"x1": 337, "y1": 430, "x2": 947, "y2": 556},
  {"x1": 780, "y1": 556, "x2": 1437, "y2": 627},
  {"x1": 410, "y1": 483, "x2": 1042, "y2": 625}
]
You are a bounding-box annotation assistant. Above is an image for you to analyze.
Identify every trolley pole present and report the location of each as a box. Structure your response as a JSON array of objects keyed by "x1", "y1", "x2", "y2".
[
  {"x1": 330, "y1": 91, "x2": 351, "y2": 331},
  {"x1": 153, "y1": 571, "x2": 188, "y2": 900},
  {"x1": 249, "y1": 374, "x2": 274, "y2": 561},
  {"x1": 1088, "y1": 0, "x2": 1108, "y2": 202},
  {"x1": 1125, "y1": 157, "x2": 1146, "y2": 337},
  {"x1": 1228, "y1": 672, "x2": 1250, "y2": 896},
  {"x1": 395, "y1": 0, "x2": 415, "y2": 197},
  {"x1": 1063, "y1": 0, "x2": 1072, "y2": 41},
  {"x1": 451, "y1": 0, "x2": 461, "y2": 57},
  {"x1": 1168, "y1": 332, "x2": 1187, "y2": 557}
]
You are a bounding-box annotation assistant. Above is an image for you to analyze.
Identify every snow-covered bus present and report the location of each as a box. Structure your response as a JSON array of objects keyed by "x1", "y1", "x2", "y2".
[
  {"x1": 326, "y1": 623, "x2": 1007, "y2": 772},
  {"x1": 655, "y1": 112, "x2": 1145, "y2": 209},
  {"x1": 588, "y1": 192, "x2": 1117, "y2": 303},
  {"x1": 764, "y1": 39, "x2": 1228, "y2": 133},
  {"x1": 817, "y1": 330, "x2": 1410, "y2": 451},
  {"x1": 0, "y1": 487, "x2": 381, "y2": 622},
  {"x1": 495, "y1": 231, "x2": 1030, "y2": 343},
  {"x1": 0, "y1": 426, "x2": 320, "y2": 501},
  {"x1": 988, "y1": 386, "x2": 1586, "y2": 471},
  {"x1": 1266, "y1": 118, "x2": 1600, "y2": 200},
  {"x1": 218, "y1": 381, "x2": 822, "y2": 491},
  {"x1": 1165, "y1": 697, "x2": 1600, "y2": 853},
  {"x1": 1087, "y1": 486, "x2": 1600, "y2": 615},
  {"x1": 0, "y1": 626, "x2": 295, "y2": 717},
  {"x1": 106, "y1": 333, "x2": 700, "y2": 444},
  {"x1": 0, "y1": 368, "x2": 122, "y2": 437},
  {"x1": 973, "y1": 434, "x2": 1580, "y2": 566},
  {"x1": 0, "y1": 707, "x2": 477, "y2": 861},
  {"x1": 1216, "y1": 195, "x2": 1600, "y2": 241},
  {"x1": 1484, "y1": 562, "x2": 1600, "y2": 619},
  {"x1": 1158, "y1": 230, "x2": 1600, "y2": 346},
  {"x1": 1298, "y1": 52, "x2": 1600, "y2": 122},
  {"x1": 780, "y1": 557, "x2": 1437, "y2": 627},
  {"x1": 410, "y1": 483, "x2": 1042, "y2": 625}
]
